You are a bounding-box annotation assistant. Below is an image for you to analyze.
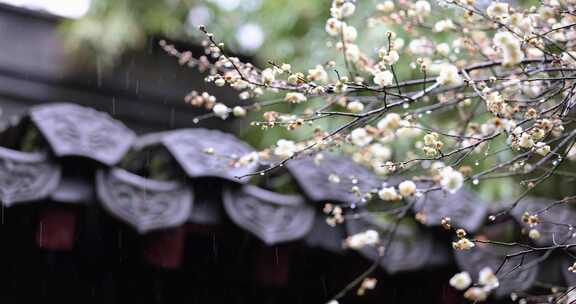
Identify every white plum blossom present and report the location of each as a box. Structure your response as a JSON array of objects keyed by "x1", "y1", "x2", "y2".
[
  {"x1": 436, "y1": 64, "x2": 462, "y2": 86},
  {"x1": 325, "y1": 18, "x2": 342, "y2": 36},
  {"x1": 449, "y1": 272, "x2": 472, "y2": 290},
  {"x1": 378, "y1": 187, "x2": 400, "y2": 201},
  {"x1": 493, "y1": 31, "x2": 524, "y2": 66},
  {"x1": 345, "y1": 43, "x2": 361, "y2": 62},
  {"x1": 261, "y1": 68, "x2": 276, "y2": 84},
  {"x1": 377, "y1": 1, "x2": 395, "y2": 13},
  {"x1": 284, "y1": 92, "x2": 308, "y2": 104},
  {"x1": 307, "y1": 65, "x2": 328, "y2": 83},
  {"x1": 440, "y1": 167, "x2": 464, "y2": 194},
  {"x1": 274, "y1": 139, "x2": 298, "y2": 159},
  {"x1": 373, "y1": 70, "x2": 394, "y2": 87},
  {"x1": 340, "y1": 2, "x2": 356, "y2": 18},
  {"x1": 518, "y1": 132, "x2": 535, "y2": 149},
  {"x1": 486, "y1": 1, "x2": 509, "y2": 20},
  {"x1": 370, "y1": 143, "x2": 392, "y2": 160},
  {"x1": 478, "y1": 267, "x2": 499, "y2": 291},
  {"x1": 343, "y1": 24, "x2": 358, "y2": 42},
  {"x1": 232, "y1": 106, "x2": 246, "y2": 117},
  {"x1": 464, "y1": 287, "x2": 488, "y2": 302},
  {"x1": 535, "y1": 142, "x2": 551, "y2": 156},
  {"x1": 436, "y1": 43, "x2": 450, "y2": 56},
  {"x1": 433, "y1": 19, "x2": 455, "y2": 32},
  {"x1": 347, "y1": 101, "x2": 364, "y2": 113},
  {"x1": 452, "y1": 238, "x2": 475, "y2": 250},
  {"x1": 528, "y1": 228, "x2": 541, "y2": 239},
  {"x1": 396, "y1": 120, "x2": 422, "y2": 137},
  {"x1": 398, "y1": 180, "x2": 417, "y2": 197},
  {"x1": 377, "y1": 113, "x2": 402, "y2": 130},
  {"x1": 213, "y1": 103, "x2": 230, "y2": 119},
  {"x1": 344, "y1": 230, "x2": 379, "y2": 249},
  {"x1": 332, "y1": 2, "x2": 356, "y2": 19},
  {"x1": 414, "y1": 0, "x2": 431, "y2": 17},
  {"x1": 408, "y1": 38, "x2": 433, "y2": 55},
  {"x1": 380, "y1": 49, "x2": 400, "y2": 65},
  {"x1": 350, "y1": 128, "x2": 373, "y2": 147}
]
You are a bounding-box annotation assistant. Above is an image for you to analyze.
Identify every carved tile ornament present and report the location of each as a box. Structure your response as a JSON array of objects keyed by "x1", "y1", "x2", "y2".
[
  {"x1": 162, "y1": 129, "x2": 259, "y2": 183},
  {"x1": 96, "y1": 168, "x2": 193, "y2": 234},
  {"x1": 411, "y1": 188, "x2": 488, "y2": 233},
  {"x1": 0, "y1": 146, "x2": 61, "y2": 206},
  {"x1": 50, "y1": 175, "x2": 93, "y2": 204},
  {"x1": 510, "y1": 197, "x2": 576, "y2": 247},
  {"x1": 454, "y1": 244, "x2": 539, "y2": 297},
  {"x1": 286, "y1": 154, "x2": 381, "y2": 206},
  {"x1": 223, "y1": 185, "x2": 315, "y2": 245},
  {"x1": 30, "y1": 103, "x2": 136, "y2": 166},
  {"x1": 346, "y1": 214, "x2": 435, "y2": 274}
]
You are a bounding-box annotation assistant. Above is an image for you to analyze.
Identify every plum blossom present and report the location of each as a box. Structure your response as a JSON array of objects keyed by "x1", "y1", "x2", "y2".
[
  {"x1": 486, "y1": 2, "x2": 509, "y2": 20},
  {"x1": 350, "y1": 128, "x2": 373, "y2": 147},
  {"x1": 449, "y1": 272, "x2": 472, "y2": 290},
  {"x1": 325, "y1": 18, "x2": 342, "y2": 36},
  {"x1": 213, "y1": 103, "x2": 230, "y2": 119},
  {"x1": 398, "y1": 180, "x2": 417, "y2": 197},
  {"x1": 440, "y1": 167, "x2": 464, "y2": 194},
  {"x1": 478, "y1": 267, "x2": 499, "y2": 291},
  {"x1": 344, "y1": 230, "x2": 380, "y2": 249},
  {"x1": 378, "y1": 187, "x2": 401, "y2": 201},
  {"x1": 274, "y1": 139, "x2": 297, "y2": 158},
  {"x1": 464, "y1": 287, "x2": 488, "y2": 302},
  {"x1": 307, "y1": 65, "x2": 328, "y2": 83},
  {"x1": 284, "y1": 92, "x2": 307, "y2": 104},
  {"x1": 347, "y1": 101, "x2": 364, "y2": 113},
  {"x1": 377, "y1": 113, "x2": 402, "y2": 130},
  {"x1": 373, "y1": 70, "x2": 394, "y2": 87},
  {"x1": 493, "y1": 31, "x2": 524, "y2": 66},
  {"x1": 261, "y1": 68, "x2": 276, "y2": 84},
  {"x1": 436, "y1": 64, "x2": 462, "y2": 86},
  {"x1": 414, "y1": 0, "x2": 431, "y2": 17}
]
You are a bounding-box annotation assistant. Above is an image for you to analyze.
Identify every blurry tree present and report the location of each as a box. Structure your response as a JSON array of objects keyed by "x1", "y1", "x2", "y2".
[{"x1": 61, "y1": 0, "x2": 332, "y2": 67}]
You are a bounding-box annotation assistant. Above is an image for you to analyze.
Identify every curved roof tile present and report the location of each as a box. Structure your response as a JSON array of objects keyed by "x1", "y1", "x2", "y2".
[
  {"x1": 411, "y1": 188, "x2": 488, "y2": 233},
  {"x1": 30, "y1": 103, "x2": 136, "y2": 166},
  {"x1": 0, "y1": 146, "x2": 61, "y2": 206},
  {"x1": 162, "y1": 129, "x2": 259, "y2": 182},
  {"x1": 286, "y1": 154, "x2": 381, "y2": 206},
  {"x1": 223, "y1": 185, "x2": 315, "y2": 245},
  {"x1": 96, "y1": 168, "x2": 193, "y2": 234}
]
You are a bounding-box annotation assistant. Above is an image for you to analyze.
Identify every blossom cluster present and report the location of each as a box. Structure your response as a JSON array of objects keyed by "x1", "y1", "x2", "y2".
[
  {"x1": 165, "y1": 0, "x2": 576, "y2": 301},
  {"x1": 450, "y1": 267, "x2": 500, "y2": 301}
]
